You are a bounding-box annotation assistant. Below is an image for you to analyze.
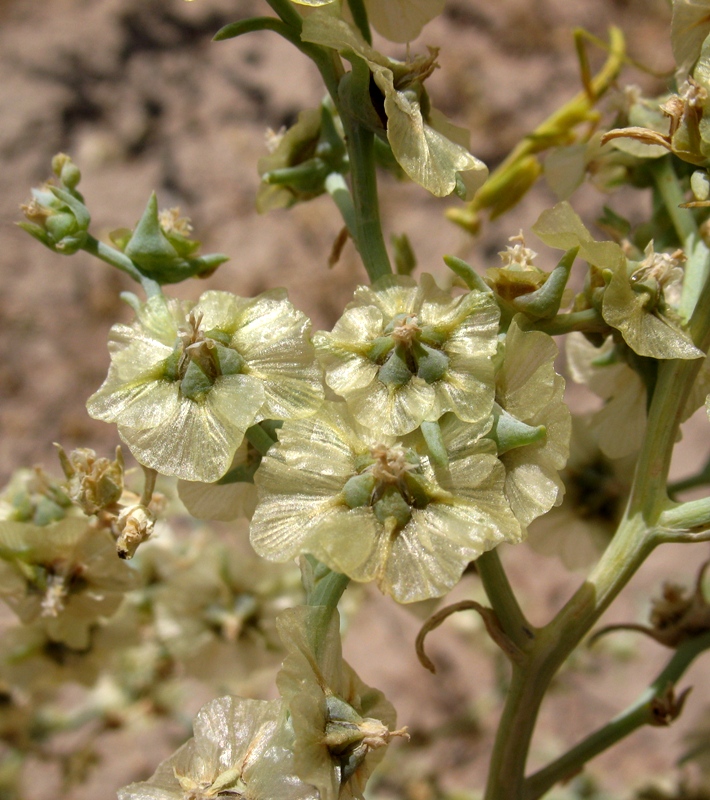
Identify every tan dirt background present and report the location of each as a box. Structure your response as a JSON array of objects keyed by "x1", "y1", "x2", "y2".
[{"x1": 3, "y1": 0, "x2": 710, "y2": 798}]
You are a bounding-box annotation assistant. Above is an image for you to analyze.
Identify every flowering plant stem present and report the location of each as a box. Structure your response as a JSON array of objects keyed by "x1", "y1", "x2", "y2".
[
  {"x1": 524, "y1": 631, "x2": 710, "y2": 800},
  {"x1": 82, "y1": 235, "x2": 161, "y2": 297},
  {"x1": 483, "y1": 158, "x2": 710, "y2": 800},
  {"x1": 476, "y1": 549, "x2": 532, "y2": 653},
  {"x1": 446, "y1": 26, "x2": 626, "y2": 232},
  {"x1": 342, "y1": 117, "x2": 393, "y2": 281}
]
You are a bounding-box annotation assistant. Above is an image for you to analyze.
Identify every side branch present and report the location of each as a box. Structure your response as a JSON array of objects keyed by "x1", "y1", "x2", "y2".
[{"x1": 523, "y1": 631, "x2": 710, "y2": 800}]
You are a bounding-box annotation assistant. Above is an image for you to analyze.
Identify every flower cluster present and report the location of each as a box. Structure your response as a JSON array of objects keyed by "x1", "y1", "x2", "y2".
[
  {"x1": 0, "y1": 517, "x2": 138, "y2": 649},
  {"x1": 119, "y1": 606, "x2": 404, "y2": 800},
  {"x1": 250, "y1": 275, "x2": 570, "y2": 602}
]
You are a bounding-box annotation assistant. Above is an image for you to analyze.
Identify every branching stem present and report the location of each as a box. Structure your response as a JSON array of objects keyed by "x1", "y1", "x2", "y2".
[{"x1": 524, "y1": 632, "x2": 710, "y2": 800}]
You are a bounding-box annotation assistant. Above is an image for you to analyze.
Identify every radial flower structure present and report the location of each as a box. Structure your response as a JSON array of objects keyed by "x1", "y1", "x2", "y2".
[
  {"x1": 250, "y1": 402, "x2": 521, "y2": 603},
  {"x1": 87, "y1": 290, "x2": 324, "y2": 482},
  {"x1": 118, "y1": 695, "x2": 318, "y2": 800},
  {"x1": 494, "y1": 319, "x2": 571, "y2": 528},
  {"x1": 314, "y1": 274, "x2": 499, "y2": 437},
  {"x1": 602, "y1": 241, "x2": 703, "y2": 360},
  {"x1": 533, "y1": 201, "x2": 704, "y2": 359},
  {"x1": 276, "y1": 606, "x2": 403, "y2": 800},
  {"x1": 150, "y1": 535, "x2": 302, "y2": 685},
  {"x1": 0, "y1": 518, "x2": 138, "y2": 649}
]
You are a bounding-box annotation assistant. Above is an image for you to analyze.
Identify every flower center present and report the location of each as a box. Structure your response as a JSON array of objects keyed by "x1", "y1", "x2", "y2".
[
  {"x1": 164, "y1": 311, "x2": 245, "y2": 400},
  {"x1": 343, "y1": 444, "x2": 430, "y2": 530},
  {"x1": 366, "y1": 443, "x2": 416, "y2": 483},
  {"x1": 390, "y1": 315, "x2": 421, "y2": 346},
  {"x1": 41, "y1": 574, "x2": 68, "y2": 618}
]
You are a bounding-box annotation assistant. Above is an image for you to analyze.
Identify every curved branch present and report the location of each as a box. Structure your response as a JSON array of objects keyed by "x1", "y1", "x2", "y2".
[{"x1": 416, "y1": 599, "x2": 523, "y2": 674}]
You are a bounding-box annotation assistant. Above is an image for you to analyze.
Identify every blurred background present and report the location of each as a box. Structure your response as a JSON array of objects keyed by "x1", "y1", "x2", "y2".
[{"x1": 4, "y1": 1, "x2": 710, "y2": 798}]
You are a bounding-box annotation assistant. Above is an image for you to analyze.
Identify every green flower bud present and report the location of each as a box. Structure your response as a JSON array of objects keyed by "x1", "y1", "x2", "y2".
[
  {"x1": 18, "y1": 184, "x2": 90, "y2": 255},
  {"x1": 256, "y1": 103, "x2": 349, "y2": 213},
  {"x1": 52, "y1": 153, "x2": 82, "y2": 191},
  {"x1": 119, "y1": 193, "x2": 228, "y2": 284}
]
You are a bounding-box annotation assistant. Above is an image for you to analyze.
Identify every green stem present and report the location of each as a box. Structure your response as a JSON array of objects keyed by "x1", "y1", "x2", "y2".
[
  {"x1": 524, "y1": 632, "x2": 710, "y2": 800},
  {"x1": 447, "y1": 27, "x2": 626, "y2": 232},
  {"x1": 652, "y1": 157, "x2": 697, "y2": 243},
  {"x1": 83, "y1": 235, "x2": 162, "y2": 297},
  {"x1": 82, "y1": 235, "x2": 143, "y2": 284},
  {"x1": 213, "y1": 16, "x2": 293, "y2": 41},
  {"x1": 650, "y1": 156, "x2": 710, "y2": 321},
  {"x1": 264, "y1": 0, "x2": 303, "y2": 30},
  {"x1": 659, "y1": 496, "x2": 710, "y2": 533},
  {"x1": 304, "y1": 557, "x2": 350, "y2": 661},
  {"x1": 216, "y1": 13, "x2": 342, "y2": 101},
  {"x1": 342, "y1": 121, "x2": 392, "y2": 281},
  {"x1": 477, "y1": 550, "x2": 533, "y2": 653},
  {"x1": 527, "y1": 308, "x2": 608, "y2": 336},
  {"x1": 245, "y1": 423, "x2": 277, "y2": 456},
  {"x1": 484, "y1": 515, "x2": 659, "y2": 800},
  {"x1": 485, "y1": 310, "x2": 709, "y2": 797},
  {"x1": 326, "y1": 172, "x2": 357, "y2": 239},
  {"x1": 346, "y1": 0, "x2": 372, "y2": 44},
  {"x1": 308, "y1": 565, "x2": 350, "y2": 617}
]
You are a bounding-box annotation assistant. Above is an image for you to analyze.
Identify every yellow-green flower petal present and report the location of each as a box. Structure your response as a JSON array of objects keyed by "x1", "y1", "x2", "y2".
[
  {"x1": 315, "y1": 275, "x2": 498, "y2": 437},
  {"x1": 366, "y1": 0, "x2": 445, "y2": 43},
  {"x1": 602, "y1": 262, "x2": 704, "y2": 359},
  {"x1": 494, "y1": 320, "x2": 571, "y2": 527},
  {"x1": 251, "y1": 403, "x2": 521, "y2": 602}
]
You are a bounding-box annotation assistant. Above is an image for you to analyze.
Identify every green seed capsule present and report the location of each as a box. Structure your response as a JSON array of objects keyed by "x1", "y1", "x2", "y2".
[
  {"x1": 373, "y1": 486, "x2": 412, "y2": 527},
  {"x1": 489, "y1": 403, "x2": 546, "y2": 455},
  {"x1": 414, "y1": 342, "x2": 449, "y2": 383},
  {"x1": 378, "y1": 347, "x2": 413, "y2": 387},
  {"x1": 180, "y1": 359, "x2": 214, "y2": 400},
  {"x1": 204, "y1": 329, "x2": 232, "y2": 347},
  {"x1": 214, "y1": 343, "x2": 245, "y2": 376},
  {"x1": 367, "y1": 335, "x2": 396, "y2": 364},
  {"x1": 342, "y1": 473, "x2": 377, "y2": 509}
]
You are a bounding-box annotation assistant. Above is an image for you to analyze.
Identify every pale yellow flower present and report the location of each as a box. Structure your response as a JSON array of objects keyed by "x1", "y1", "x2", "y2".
[
  {"x1": 301, "y1": 12, "x2": 487, "y2": 197},
  {"x1": 314, "y1": 274, "x2": 499, "y2": 437},
  {"x1": 250, "y1": 402, "x2": 521, "y2": 603},
  {"x1": 495, "y1": 319, "x2": 571, "y2": 528},
  {"x1": 0, "y1": 518, "x2": 138, "y2": 648},
  {"x1": 87, "y1": 290, "x2": 323, "y2": 482},
  {"x1": 276, "y1": 606, "x2": 403, "y2": 800},
  {"x1": 118, "y1": 696, "x2": 318, "y2": 800}
]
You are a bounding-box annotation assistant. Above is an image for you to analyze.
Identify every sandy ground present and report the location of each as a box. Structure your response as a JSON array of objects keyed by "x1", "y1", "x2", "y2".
[{"x1": 3, "y1": 0, "x2": 710, "y2": 798}]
